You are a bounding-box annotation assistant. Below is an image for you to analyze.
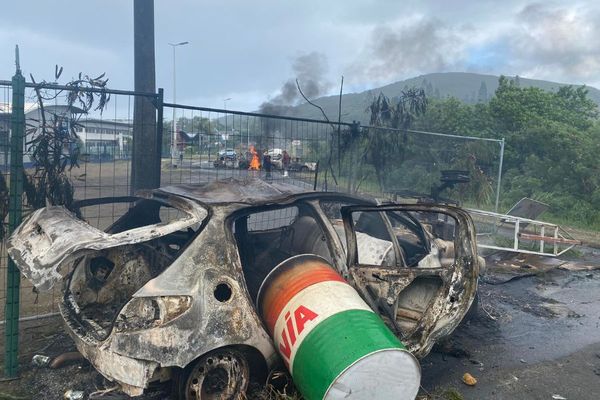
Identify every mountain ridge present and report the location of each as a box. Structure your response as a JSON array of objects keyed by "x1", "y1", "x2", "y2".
[{"x1": 287, "y1": 72, "x2": 600, "y2": 124}]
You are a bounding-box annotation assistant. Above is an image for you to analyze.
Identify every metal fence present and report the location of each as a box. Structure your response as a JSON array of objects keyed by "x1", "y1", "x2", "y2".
[
  {"x1": 0, "y1": 74, "x2": 162, "y2": 376},
  {"x1": 159, "y1": 103, "x2": 352, "y2": 190},
  {"x1": 1, "y1": 72, "x2": 504, "y2": 377},
  {"x1": 160, "y1": 103, "x2": 505, "y2": 209}
]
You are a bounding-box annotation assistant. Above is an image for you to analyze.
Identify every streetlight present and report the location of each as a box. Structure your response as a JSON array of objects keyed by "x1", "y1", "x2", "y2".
[
  {"x1": 169, "y1": 41, "x2": 189, "y2": 166},
  {"x1": 223, "y1": 98, "x2": 232, "y2": 153}
]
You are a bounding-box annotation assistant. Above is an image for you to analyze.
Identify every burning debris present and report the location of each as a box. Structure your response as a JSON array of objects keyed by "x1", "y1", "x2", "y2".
[{"x1": 248, "y1": 144, "x2": 261, "y2": 170}]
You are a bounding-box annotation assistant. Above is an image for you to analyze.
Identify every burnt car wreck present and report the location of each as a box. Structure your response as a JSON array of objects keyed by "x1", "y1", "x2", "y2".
[{"x1": 8, "y1": 178, "x2": 479, "y2": 398}]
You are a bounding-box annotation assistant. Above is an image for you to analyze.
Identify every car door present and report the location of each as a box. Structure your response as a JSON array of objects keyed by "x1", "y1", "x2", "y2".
[{"x1": 340, "y1": 204, "x2": 479, "y2": 357}]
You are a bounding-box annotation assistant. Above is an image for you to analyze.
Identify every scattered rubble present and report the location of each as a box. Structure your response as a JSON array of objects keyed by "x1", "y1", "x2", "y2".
[
  {"x1": 461, "y1": 373, "x2": 477, "y2": 386},
  {"x1": 63, "y1": 390, "x2": 84, "y2": 400},
  {"x1": 32, "y1": 354, "x2": 51, "y2": 368}
]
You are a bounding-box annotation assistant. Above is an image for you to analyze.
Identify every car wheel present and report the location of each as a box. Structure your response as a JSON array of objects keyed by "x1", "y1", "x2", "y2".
[{"x1": 181, "y1": 349, "x2": 250, "y2": 400}]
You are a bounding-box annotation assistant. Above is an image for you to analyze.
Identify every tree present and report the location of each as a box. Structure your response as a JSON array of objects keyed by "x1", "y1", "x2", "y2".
[
  {"x1": 411, "y1": 76, "x2": 600, "y2": 226},
  {"x1": 421, "y1": 79, "x2": 434, "y2": 97},
  {"x1": 24, "y1": 70, "x2": 110, "y2": 209},
  {"x1": 363, "y1": 89, "x2": 428, "y2": 190}
]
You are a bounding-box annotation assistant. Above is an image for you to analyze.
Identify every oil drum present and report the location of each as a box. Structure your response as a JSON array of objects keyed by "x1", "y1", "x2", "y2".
[{"x1": 257, "y1": 254, "x2": 420, "y2": 400}]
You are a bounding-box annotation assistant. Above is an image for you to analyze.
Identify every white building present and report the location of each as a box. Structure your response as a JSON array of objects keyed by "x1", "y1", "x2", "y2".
[
  {"x1": 74, "y1": 118, "x2": 132, "y2": 160},
  {"x1": 0, "y1": 104, "x2": 133, "y2": 165}
]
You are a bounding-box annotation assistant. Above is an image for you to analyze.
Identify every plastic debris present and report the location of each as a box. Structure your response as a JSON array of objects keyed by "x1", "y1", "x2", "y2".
[
  {"x1": 462, "y1": 372, "x2": 477, "y2": 386},
  {"x1": 31, "y1": 354, "x2": 51, "y2": 367},
  {"x1": 64, "y1": 390, "x2": 84, "y2": 400},
  {"x1": 552, "y1": 395, "x2": 567, "y2": 400}
]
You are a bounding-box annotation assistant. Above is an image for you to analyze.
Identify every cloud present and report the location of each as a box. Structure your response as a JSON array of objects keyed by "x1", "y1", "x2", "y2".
[
  {"x1": 347, "y1": 16, "x2": 470, "y2": 85},
  {"x1": 0, "y1": 27, "x2": 123, "y2": 85},
  {"x1": 344, "y1": 2, "x2": 600, "y2": 89},
  {"x1": 5, "y1": 0, "x2": 600, "y2": 113},
  {"x1": 508, "y1": 2, "x2": 600, "y2": 83},
  {"x1": 182, "y1": 89, "x2": 266, "y2": 113}
]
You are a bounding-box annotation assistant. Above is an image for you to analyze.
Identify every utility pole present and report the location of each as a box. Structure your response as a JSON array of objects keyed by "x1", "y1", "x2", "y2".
[
  {"x1": 132, "y1": 0, "x2": 159, "y2": 192},
  {"x1": 4, "y1": 45, "x2": 25, "y2": 379}
]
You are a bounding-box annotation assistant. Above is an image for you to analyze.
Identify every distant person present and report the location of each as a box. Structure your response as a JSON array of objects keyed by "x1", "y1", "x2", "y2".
[
  {"x1": 282, "y1": 150, "x2": 291, "y2": 177},
  {"x1": 263, "y1": 152, "x2": 272, "y2": 181}
]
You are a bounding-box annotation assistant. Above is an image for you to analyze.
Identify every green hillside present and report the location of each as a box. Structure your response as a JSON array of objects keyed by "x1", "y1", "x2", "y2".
[{"x1": 287, "y1": 72, "x2": 600, "y2": 124}]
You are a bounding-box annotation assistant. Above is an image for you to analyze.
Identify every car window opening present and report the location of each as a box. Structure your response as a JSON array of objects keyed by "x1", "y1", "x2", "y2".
[{"x1": 234, "y1": 203, "x2": 334, "y2": 300}]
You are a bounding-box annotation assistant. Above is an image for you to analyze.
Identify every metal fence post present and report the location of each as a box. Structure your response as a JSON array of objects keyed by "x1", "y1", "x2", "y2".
[
  {"x1": 346, "y1": 121, "x2": 360, "y2": 193},
  {"x1": 4, "y1": 48, "x2": 25, "y2": 378},
  {"x1": 155, "y1": 88, "x2": 164, "y2": 186},
  {"x1": 494, "y1": 138, "x2": 505, "y2": 213}
]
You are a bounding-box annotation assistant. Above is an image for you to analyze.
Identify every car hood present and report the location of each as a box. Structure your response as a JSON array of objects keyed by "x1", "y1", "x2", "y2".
[{"x1": 7, "y1": 201, "x2": 205, "y2": 291}]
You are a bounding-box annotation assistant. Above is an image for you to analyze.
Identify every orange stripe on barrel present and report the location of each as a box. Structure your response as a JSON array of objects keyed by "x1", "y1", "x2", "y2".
[{"x1": 260, "y1": 260, "x2": 346, "y2": 333}]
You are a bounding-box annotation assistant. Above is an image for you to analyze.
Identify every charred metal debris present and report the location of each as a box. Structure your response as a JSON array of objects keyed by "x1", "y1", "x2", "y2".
[{"x1": 7, "y1": 178, "x2": 479, "y2": 397}]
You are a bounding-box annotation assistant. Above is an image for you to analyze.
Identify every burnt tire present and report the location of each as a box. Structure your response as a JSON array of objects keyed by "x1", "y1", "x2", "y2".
[{"x1": 180, "y1": 349, "x2": 249, "y2": 400}]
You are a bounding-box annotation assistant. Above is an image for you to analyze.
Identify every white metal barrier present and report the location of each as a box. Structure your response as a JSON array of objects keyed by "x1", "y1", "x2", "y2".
[{"x1": 467, "y1": 209, "x2": 580, "y2": 256}]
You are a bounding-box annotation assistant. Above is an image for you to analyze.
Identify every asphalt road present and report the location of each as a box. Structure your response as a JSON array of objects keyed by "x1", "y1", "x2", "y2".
[{"x1": 421, "y1": 258, "x2": 600, "y2": 400}]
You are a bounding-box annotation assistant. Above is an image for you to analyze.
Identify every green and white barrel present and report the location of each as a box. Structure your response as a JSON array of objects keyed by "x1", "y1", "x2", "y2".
[{"x1": 257, "y1": 254, "x2": 421, "y2": 400}]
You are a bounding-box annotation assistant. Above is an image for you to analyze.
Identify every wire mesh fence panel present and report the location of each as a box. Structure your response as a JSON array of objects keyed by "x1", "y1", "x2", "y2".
[
  {"x1": 159, "y1": 104, "x2": 347, "y2": 191},
  {"x1": 0, "y1": 81, "x2": 159, "y2": 321},
  {"x1": 0, "y1": 82, "x2": 12, "y2": 322},
  {"x1": 1, "y1": 88, "x2": 503, "y2": 322},
  {"x1": 159, "y1": 104, "x2": 504, "y2": 215},
  {"x1": 330, "y1": 126, "x2": 504, "y2": 212}
]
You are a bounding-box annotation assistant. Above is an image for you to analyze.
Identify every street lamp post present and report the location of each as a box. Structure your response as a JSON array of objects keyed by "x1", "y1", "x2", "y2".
[
  {"x1": 169, "y1": 41, "x2": 189, "y2": 167},
  {"x1": 223, "y1": 98, "x2": 231, "y2": 154}
]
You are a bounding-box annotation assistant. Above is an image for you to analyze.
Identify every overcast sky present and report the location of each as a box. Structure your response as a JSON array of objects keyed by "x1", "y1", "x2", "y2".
[{"x1": 1, "y1": 0, "x2": 599, "y2": 111}]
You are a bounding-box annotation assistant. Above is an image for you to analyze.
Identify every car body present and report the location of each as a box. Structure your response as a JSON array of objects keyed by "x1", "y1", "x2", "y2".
[
  {"x1": 218, "y1": 149, "x2": 237, "y2": 158},
  {"x1": 7, "y1": 179, "x2": 479, "y2": 398},
  {"x1": 213, "y1": 157, "x2": 239, "y2": 169},
  {"x1": 214, "y1": 149, "x2": 241, "y2": 169},
  {"x1": 268, "y1": 155, "x2": 316, "y2": 173},
  {"x1": 288, "y1": 159, "x2": 317, "y2": 172},
  {"x1": 266, "y1": 148, "x2": 282, "y2": 158}
]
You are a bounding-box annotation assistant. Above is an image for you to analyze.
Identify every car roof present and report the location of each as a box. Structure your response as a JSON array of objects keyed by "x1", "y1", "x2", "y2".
[{"x1": 158, "y1": 178, "x2": 374, "y2": 207}]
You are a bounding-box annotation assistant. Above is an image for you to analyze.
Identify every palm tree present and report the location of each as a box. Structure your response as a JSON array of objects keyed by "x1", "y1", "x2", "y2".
[{"x1": 364, "y1": 89, "x2": 428, "y2": 191}]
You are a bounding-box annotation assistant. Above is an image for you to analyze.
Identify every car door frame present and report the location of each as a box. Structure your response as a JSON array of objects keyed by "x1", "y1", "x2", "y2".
[{"x1": 340, "y1": 203, "x2": 480, "y2": 357}]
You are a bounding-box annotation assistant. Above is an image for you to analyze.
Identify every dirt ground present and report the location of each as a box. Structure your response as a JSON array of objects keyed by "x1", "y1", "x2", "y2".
[{"x1": 2, "y1": 249, "x2": 600, "y2": 399}]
